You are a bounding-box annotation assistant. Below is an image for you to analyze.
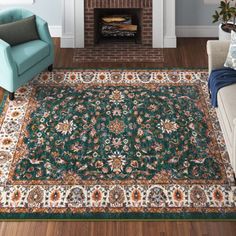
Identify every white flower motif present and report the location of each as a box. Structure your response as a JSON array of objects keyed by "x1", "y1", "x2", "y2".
[
  {"x1": 56, "y1": 120, "x2": 76, "y2": 135},
  {"x1": 110, "y1": 90, "x2": 124, "y2": 103},
  {"x1": 159, "y1": 119, "x2": 179, "y2": 134},
  {"x1": 108, "y1": 151, "x2": 126, "y2": 174}
]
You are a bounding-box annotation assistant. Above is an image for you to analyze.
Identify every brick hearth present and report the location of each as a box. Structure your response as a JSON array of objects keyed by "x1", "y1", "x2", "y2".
[
  {"x1": 73, "y1": 43, "x2": 164, "y2": 63},
  {"x1": 84, "y1": 0, "x2": 152, "y2": 46}
]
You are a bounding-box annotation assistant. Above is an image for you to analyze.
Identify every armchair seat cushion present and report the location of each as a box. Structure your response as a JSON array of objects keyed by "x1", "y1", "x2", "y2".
[{"x1": 11, "y1": 40, "x2": 49, "y2": 75}]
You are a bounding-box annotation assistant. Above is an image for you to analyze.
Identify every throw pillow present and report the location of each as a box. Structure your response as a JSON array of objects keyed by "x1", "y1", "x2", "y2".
[
  {"x1": 224, "y1": 30, "x2": 236, "y2": 69},
  {"x1": 0, "y1": 15, "x2": 39, "y2": 46}
]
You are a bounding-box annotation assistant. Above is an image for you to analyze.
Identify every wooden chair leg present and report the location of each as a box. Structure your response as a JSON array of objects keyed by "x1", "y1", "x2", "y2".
[
  {"x1": 9, "y1": 92, "x2": 15, "y2": 101},
  {"x1": 48, "y1": 64, "x2": 53, "y2": 72}
]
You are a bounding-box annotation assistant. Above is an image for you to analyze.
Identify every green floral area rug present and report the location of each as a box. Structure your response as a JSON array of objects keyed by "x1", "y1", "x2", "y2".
[{"x1": 0, "y1": 69, "x2": 236, "y2": 220}]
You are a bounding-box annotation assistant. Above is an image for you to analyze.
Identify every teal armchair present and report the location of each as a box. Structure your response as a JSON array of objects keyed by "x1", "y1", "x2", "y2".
[{"x1": 0, "y1": 8, "x2": 54, "y2": 100}]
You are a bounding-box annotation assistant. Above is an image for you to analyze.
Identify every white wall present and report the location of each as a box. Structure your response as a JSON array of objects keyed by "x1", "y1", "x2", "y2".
[
  {"x1": 0, "y1": 0, "x2": 61, "y2": 25},
  {"x1": 1, "y1": 0, "x2": 217, "y2": 26},
  {"x1": 0, "y1": 0, "x2": 221, "y2": 37},
  {"x1": 0, "y1": 0, "x2": 62, "y2": 36}
]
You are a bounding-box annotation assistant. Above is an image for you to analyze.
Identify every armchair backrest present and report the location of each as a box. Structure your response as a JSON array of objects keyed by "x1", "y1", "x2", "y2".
[{"x1": 0, "y1": 8, "x2": 33, "y2": 25}]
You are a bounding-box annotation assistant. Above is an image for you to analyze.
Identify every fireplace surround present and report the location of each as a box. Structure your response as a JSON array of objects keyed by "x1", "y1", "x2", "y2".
[{"x1": 61, "y1": 0, "x2": 176, "y2": 48}]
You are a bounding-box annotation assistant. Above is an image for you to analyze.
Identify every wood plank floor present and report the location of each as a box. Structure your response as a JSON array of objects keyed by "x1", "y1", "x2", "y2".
[
  {"x1": 0, "y1": 221, "x2": 236, "y2": 236},
  {"x1": 53, "y1": 38, "x2": 212, "y2": 69},
  {"x1": 0, "y1": 38, "x2": 235, "y2": 236}
]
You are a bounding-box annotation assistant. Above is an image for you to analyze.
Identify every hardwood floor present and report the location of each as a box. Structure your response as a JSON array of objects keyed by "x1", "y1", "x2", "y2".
[
  {"x1": 0, "y1": 38, "x2": 235, "y2": 236},
  {"x1": 53, "y1": 37, "x2": 212, "y2": 69},
  {"x1": 0, "y1": 221, "x2": 235, "y2": 236}
]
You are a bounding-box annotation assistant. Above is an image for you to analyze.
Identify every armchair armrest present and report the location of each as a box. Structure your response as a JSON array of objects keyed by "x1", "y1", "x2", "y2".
[
  {"x1": 0, "y1": 39, "x2": 17, "y2": 91},
  {"x1": 207, "y1": 40, "x2": 230, "y2": 74},
  {"x1": 35, "y1": 16, "x2": 54, "y2": 55}
]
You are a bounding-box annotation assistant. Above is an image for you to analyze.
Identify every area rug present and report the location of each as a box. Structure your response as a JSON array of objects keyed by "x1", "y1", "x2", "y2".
[{"x1": 0, "y1": 69, "x2": 235, "y2": 220}]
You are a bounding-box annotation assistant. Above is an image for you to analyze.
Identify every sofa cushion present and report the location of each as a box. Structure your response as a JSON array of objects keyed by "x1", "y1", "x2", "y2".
[
  {"x1": 218, "y1": 84, "x2": 236, "y2": 143},
  {"x1": 11, "y1": 40, "x2": 49, "y2": 75},
  {"x1": 0, "y1": 15, "x2": 39, "y2": 46}
]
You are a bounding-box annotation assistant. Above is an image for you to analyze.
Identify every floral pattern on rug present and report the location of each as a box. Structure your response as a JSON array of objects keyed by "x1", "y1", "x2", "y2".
[
  {"x1": 10, "y1": 84, "x2": 222, "y2": 184},
  {"x1": 0, "y1": 70, "x2": 235, "y2": 219}
]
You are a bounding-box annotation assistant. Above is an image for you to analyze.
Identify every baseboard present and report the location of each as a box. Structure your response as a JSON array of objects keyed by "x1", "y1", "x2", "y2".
[
  {"x1": 60, "y1": 35, "x2": 74, "y2": 48},
  {"x1": 52, "y1": 25, "x2": 218, "y2": 42},
  {"x1": 49, "y1": 25, "x2": 62, "y2": 38},
  {"x1": 164, "y1": 36, "x2": 177, "y2": 48},
  {"x1": 176, "y1": 25, "x2": 218, "y2": 38}
]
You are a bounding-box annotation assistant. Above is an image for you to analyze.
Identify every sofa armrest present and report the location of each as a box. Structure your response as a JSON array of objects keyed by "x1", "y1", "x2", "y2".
[
  {"x1": 0, "y1": 39, "x2": 17, "y2": 91},
  {"x1": 207, "y1": 40, "x2": 230, "y2": 74},
  {"x1": 232, "y1": 118, "x2": 236, "y2": 174},
  {"x1": 35, "y1": 16, "x2": 54, "y2": 56}
]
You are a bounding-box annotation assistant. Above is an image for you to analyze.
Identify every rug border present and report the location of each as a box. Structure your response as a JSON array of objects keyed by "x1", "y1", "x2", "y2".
[{"x1": 0, "y1": 212, "x2": 235, "y2": 221}]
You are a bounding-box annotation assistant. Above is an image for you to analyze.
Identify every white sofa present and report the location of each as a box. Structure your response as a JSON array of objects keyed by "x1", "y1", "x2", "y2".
[{"x1": 207, "y1": 40, "x2": 236, "y2": 174}]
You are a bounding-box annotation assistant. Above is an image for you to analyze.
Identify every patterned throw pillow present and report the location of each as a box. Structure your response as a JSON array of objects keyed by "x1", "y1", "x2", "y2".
[{"x1": 224, "y1": 30, "x2": 236, "y2": 69}]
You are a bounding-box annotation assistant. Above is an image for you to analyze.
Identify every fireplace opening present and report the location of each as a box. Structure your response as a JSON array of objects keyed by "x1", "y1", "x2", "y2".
[{"x1": 94, "y1": 8, "x2": 142, "y2": 45}]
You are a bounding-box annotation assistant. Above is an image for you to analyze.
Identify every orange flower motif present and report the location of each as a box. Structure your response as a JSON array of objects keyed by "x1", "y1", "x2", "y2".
[
  {"x1": 11, "y1": 111, "x2": 20, "y2": 117},
  {"x1": 126, "y1": 74, "x2": 134, "y2": 81},
  {"x1": 41, "y1": 74, "x2": 49, "y2": 81},
  {"x1": 69, "y1": 74, "x2": 76, "y2": 81},
  {"x1": 173, "y1": 189, "x2": 184, "y2": 202},
  {"x1": 91, "y1": 189, "x2": 103, "y2": 202},
  {"x1": 185, "y1": 74, "x2": 192, "y2": 80},
  {"x1": 11, "y1": 190, "x2": 21, "y2": 202},
  {"x1": 18, "y1": 87, "x2": 27, "y2": 93},
  {"x1": 131, "y1": 189, "x2": 142, "y2": 202},
  {"x1": 50, "y1": 190, "x2": 61, "y2": 202},
  {"x1": 98, "y1": 74, "x2": 106, "y2": 80},
  {"x1": 2, "y1": 138, "x2": 12, "y2": 146},
  {"x1": 156, "y1": 74, "x2": 163, "y2": 80},
  {"x1": 213, "y1": 189, "x2": 224, "y2": 202},
  {"x1": 108, "y1": 119, "x2": 125, "y2": 135}
]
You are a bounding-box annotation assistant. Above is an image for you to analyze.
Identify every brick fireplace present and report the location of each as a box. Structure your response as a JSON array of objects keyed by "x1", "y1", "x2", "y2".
[{"x1": 61, "y1": 0, "x2": 176, "y2": 48}]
